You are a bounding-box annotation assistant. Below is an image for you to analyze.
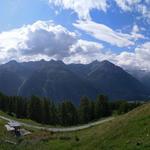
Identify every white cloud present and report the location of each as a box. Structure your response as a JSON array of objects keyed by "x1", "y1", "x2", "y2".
[
  {"x1": 132, "y1": 24, "x2": 139, "y2": 33},
  {"x1": 135, "y1": 42, "x2": 150, "y2": 60},
  {"x1": 0, "y1": 20, "x2": 106, "y2": 64},
  {"x1": 65, "y1": 39, "x2": 105, "y2": 64},
  {"x1": 137, "y1": 4, "x2": 150, "y2": 21},
  {"x1": 49, "y1": 0, "x2": 108, "y2": 19},
  {"x1": 115, "y1": 0, "x2": 150, "y2": 22},
  {"x1": 66, "y1": 39, "x2": 150, "y2": 71},
  {"x1": 74, "y1": 20, "x2": 145, "y2": 47},
  {"x1": 131, "y1": 24, "x2": 144, "y2": 40},
  {"x1": 64, "y1": 40, "x2": 150, "y2": 71},
  {"x1": 0, "y1": 20, "x2": 150, "y2": 71},
  {"x1": 48, "y1": 0, "x2": 150, "y2": 22},
  {"x1": 115, "y1": 42, "x2": 150, "y2": 70},
  {"x1": 22, "y1": 21, "x2": 77, "y2": 59},
  {"x1": 70, "y1": 39, "x2": 103, "y2": 54},
  {"x1": 0, "y1": 20, "x2": 77, "y2": 63},
  {"x1": 115, "y1": 0, "x2": 141, "y2": 11}
]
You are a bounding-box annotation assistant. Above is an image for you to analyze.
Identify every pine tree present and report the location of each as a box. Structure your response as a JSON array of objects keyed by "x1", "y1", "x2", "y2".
[
  {"x1": 59, "y1": 101, "x2": 78, "y2": 126},
  {"x1": 118, "y1": 101, "x2": 129, "y2": 114},
  {"x1": 95, "y1": 95, "x2": 109, "y2": 119},
  {"x1": 79, "y1": 96, "x2": 91, "y2": 124},
  {"x1": 28, "y1": 96, "x2": 44, "y2": 123},
  {"x1": 89, "y1": 100, "x2": 95, "y2": 121},
  {"x1": 15, "y1": 96, "x2": 26, "y2": 118},
  {"x1": 50, "y1": 101, "x2": 58, "y2": 125},
  {"x1": 8, "y1": 96, "x2": 14, "y2": 115},
  {"x1": 42, "y1": 98, "x2": 51, "y2": 124}
]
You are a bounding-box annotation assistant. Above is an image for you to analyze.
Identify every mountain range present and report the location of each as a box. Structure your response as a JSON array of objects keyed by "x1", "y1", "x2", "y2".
[{"x1": 0, "y1": 60, "x2": 149, "y2": 104}]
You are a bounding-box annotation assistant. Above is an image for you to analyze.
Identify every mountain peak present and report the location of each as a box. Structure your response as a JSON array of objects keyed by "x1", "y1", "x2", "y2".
[
  {"x1": 7, "y1": 60, "x2": 18, "y2": 65},
  {"x1": 90, "y1": 60, "x2": 114, "y2": 67},
  {"x1": 99, "y1": 60, "x2": 117, "y2": 69},
  {"x1": 92, "y1": 60, "x2": 99, "y2": 63},
  {"x1": 90, "y1": 60, "x2": 100, "y2": 65},
  {"x1": 100, "y1": 60, "x2": 114, "y2": 65},
  {"x1": 39, "y1": 59, "x2": 46, "y2": 62},
  {"x1": 89, "y1": 60, "x2": 116, "y2": 71},
  {"x1": 49, "y1": 59, "x2": 65, "y2": 65},
  {"x1": 0, "y1": 59, "x2": 148, "y2": 101}
]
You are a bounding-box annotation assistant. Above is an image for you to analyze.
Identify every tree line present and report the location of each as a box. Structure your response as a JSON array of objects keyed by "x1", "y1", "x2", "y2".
[{"x1": 0, "y1": 92, "x2": 141, "y2": 126}]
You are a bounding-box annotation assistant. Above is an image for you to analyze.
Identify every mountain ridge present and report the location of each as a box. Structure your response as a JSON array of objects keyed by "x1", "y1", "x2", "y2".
[{"x1": 0, "y1": 59, "x2": 148, "y2": 103}]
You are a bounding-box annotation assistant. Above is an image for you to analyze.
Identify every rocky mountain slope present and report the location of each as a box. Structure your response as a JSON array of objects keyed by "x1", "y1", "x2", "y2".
[{"x1": 0, "y1": 60, "x2": 148, "y2": 103}]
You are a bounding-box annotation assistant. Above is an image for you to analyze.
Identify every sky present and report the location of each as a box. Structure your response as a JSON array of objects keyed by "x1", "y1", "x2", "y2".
[{"x1": 0, "y1": 0, "x2": 150, "y2": 70}]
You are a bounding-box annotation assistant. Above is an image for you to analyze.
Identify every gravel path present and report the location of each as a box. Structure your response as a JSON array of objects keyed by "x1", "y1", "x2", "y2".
[{"x1": 0, "y1": 115, "x2": 114, "y2": 132}]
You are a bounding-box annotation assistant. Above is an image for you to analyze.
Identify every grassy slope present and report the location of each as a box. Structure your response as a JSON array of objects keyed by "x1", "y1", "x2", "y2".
[{"x1": 0, "y1": 103, "x2": 150, "y2": 150}]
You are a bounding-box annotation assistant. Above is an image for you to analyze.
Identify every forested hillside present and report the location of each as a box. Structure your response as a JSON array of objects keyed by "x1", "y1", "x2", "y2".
[{"x1": 0, "y1": 92, "x2": 140, "y2": 126}]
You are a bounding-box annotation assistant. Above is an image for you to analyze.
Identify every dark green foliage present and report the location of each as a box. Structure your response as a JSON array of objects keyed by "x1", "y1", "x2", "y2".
[
  {"x1": 59, "y1": 101, "x2": 78, "y2": 126},
  {"x1": 79, "y1": 96, "x2": 92, "y2": 124},
  {"x1": 15, "y1": 96, "x2": 27, "y2": 118},
  {"x1": 95, "y1": 95, "x2": 110, "y2": 119},
  {"x1": 49, "y1": 101, "x2": 58, "y2": 125},
  {"x1": 28, "y1": 96, "x2": 44, "y2": 123},
  {"x1": 89, "y1": 100, "x2": 95, "y2": 121},
  {"x1": 0, "y1": 92, "x2": 9, "y2": 112},
  {"x1": 0, "y1": 92, "x2": 141, "y2": 126},
  {"x1": 42, "y1": 98, "x2": 51, "y2": 124}
]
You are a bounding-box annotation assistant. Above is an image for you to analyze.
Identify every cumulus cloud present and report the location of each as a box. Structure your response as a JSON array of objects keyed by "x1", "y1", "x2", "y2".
[
  {"x1": 65, "y1": 40, "x2": 150, "y2": 71},
  {"x1": 49, "y1": 0, "x2": 108, "y2": 20},
  {"x1": 67, "y1": 39, "x2": 150, "y2": 71},
  {"x1": 115, "y1": 42, "x2": 150, "y2": 70},
  {"x1": 0, "y1": 20, "x2": 106, "y2": 64},
  {"x1": 0, "y1": 20, "x2": 150, "y2": 71},
  {"x1": 21, "y1": 21, "x2": 77, "y2": 59},
  {"x1": 64, "y1": 39, "x2": 105, "y2": 64},
  {"x1": 0, "y1": 20, "x2": 78, "y2": 63},
  {"x1": 135, "y1": 42, "x2": 150, "y2": 61},
  {"x1": 73, "y1": 20, "x2": 145, "y2": 47}
]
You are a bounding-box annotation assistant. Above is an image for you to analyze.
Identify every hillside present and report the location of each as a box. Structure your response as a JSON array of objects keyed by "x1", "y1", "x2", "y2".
[
  {"x1": 0, "y1": 60, "x2": 148, "y2": 103},
  {"x1": 127, "y1": 69, "x2": 150, "y2": 92},
  {"x1": 18, "y1": 60, "x2": 97, "y2": 104},
  {"x1": 0, "y1": 103, "x2": 150, "y2": 150}
]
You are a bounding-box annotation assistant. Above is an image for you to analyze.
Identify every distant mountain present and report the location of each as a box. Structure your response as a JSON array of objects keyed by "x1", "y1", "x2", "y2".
[
  {"x1": 69, "y1": 60, "x2": 149, "y2": 100},
  {"x1": 18, "y1": 60, "x2": 97, "y2": 104},
  {"x1": 0, "y1": 60, "x2": 148, "y2": 103},
  {"x1": 127, "y1": 69, "x2": 150, "y2": 92}
]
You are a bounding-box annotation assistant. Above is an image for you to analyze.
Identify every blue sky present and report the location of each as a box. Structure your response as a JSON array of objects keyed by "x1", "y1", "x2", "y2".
[{"x1": 0, "y1": 0, "x2": 150, "y2": 70}]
